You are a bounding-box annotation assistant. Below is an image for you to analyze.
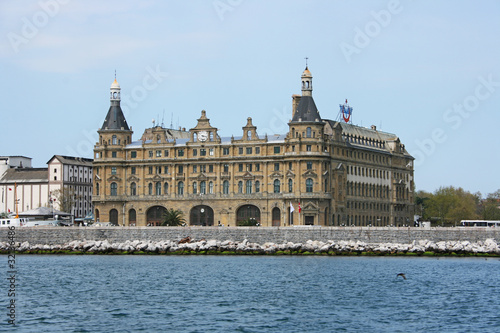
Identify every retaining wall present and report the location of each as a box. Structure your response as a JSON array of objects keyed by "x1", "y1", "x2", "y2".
[{"x1": 1, "y1": 226, "x2": 499, "y2": 246}]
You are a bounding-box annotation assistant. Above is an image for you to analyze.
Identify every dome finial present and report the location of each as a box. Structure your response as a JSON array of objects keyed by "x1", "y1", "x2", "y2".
[{"x1": 304, "y1": 56, "x2": 308, "y2": 69}]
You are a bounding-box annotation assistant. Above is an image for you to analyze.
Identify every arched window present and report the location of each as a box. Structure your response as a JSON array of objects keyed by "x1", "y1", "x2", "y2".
[
  {"x1": 95, "y1": 183, "x2": 100, "y2": 196},
  {"x1": 178, "y1": 181, "x2": 184, "y2": 195},
  {"x1": 209, "y1": 181, "x2": 214, "y2": 194},
  {"x1": 306, "y1": 178, "x2": 313, "y2": 192},
  {"x1": 223, "y1": 180, "x2": 229, "y2": 194},
  {"x1": 164, "y1": 182, "x2": 169, "y2": 195},
  {"x1": 155, "y1": 182, "x2": 161, "y2": 195},
  {"x1": 274, "y1": 179, "x2": 280, "y2": 193},
  {"x1": 255, "y1": 180, "x2": 260, "y2": 193},
  {"x1": 193, "y1": 182, "x2": 197, "y2": 194},
  {"x1": 238, "y1": 181, "x2": 243, "y2": 193},
  {"x1": 246, "y1": 180, "x2": 252, "y2": 194},
  {"x1": 306, "y1": 127, "x2": 312, "y2": 138},
  {"x1": 129, "y1": 209, "x2": 136, "y2": 226},
  {"x1": 130, "y1": 182, "x2": 136, "y2": 196},
  {"x1": 112, "y1": 135, "x2": 117, "y2": 145},
  {"x1": 110, "y1": 182, "x2": 117, "y2": 196},
  {"x1": 200, "y1": 181, "x2": 206, "y2": 194},
  {"x1": 288, "y1": 179, "x2": 293, "y2": 193}
]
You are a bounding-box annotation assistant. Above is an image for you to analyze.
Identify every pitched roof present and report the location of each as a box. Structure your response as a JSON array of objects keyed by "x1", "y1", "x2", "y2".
[
  {"x1": 47, "y1": 155, "x2": 93, "y2": 166},
  {"x1": 0, "y1": 168, "x2": 48, "y2": 184},
  {"x1": 101, "y1": 103, "x2": 130, "y2": 131},
  {"x1": 291, "y1": 96, "x2": 322, "y2": 122}
]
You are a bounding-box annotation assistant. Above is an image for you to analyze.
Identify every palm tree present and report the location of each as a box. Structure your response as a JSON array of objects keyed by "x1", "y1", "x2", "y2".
[{"x1": 162, "y1": 208, "x2": 186, "y2": 226}]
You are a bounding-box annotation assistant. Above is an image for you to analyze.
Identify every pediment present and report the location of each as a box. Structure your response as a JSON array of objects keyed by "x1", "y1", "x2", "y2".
[
  {"x1": 269, "y1": 171, "x2": 283, "y2": 179},
  {"x1": 335, "y1": 163, "x2": 345, "y2": 171},
  {"x1": 286, "y1": 170, "x2": 295, "y2": 178},
  {"x1": 302, "y1": 201, "x2": 319, "y2": 211},
  {"x1": 127, "y1": 175, "x2": 140, "y2": 182},
  {"x1": 107, "y1": 175, "x2": 121, "y2": 182},
  {"x1": 302, "y1": 170, "x2": 317, "y2": 178}
]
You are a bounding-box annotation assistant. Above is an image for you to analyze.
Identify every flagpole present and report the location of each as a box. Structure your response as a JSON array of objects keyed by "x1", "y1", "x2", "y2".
[{"x1": 14, "y1": 182, "x2": 18, "y2": 218}]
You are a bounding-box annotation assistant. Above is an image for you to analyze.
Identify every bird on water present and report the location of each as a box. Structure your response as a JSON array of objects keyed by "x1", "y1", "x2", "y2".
[{"x1": 396, "y1": 273, "x2": 406, "y2": 280}]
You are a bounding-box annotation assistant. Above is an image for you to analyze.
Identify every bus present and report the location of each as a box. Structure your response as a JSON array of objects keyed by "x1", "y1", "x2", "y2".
[{"x1": 460, "y1": 220, "x2": 500, "y2": 227}]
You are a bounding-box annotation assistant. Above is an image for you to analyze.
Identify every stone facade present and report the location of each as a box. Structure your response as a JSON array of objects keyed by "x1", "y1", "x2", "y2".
[{"x1": 93, "y1": 68, "x2": 415, "y2": 227}]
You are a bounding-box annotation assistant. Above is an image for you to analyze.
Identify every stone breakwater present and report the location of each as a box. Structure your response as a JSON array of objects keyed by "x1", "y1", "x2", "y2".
[{"x1": 1, "y1": 238, "x2": 499, "y2": 255}]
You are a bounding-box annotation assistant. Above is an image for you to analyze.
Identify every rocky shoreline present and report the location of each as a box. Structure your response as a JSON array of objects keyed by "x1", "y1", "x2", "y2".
[{"x1": 2, "y1": 237, "x2": 500, "y2": 256}]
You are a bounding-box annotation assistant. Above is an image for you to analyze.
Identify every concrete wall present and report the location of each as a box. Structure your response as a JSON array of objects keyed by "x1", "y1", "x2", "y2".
[{"x1": 1, "y1": 226, "x2": 499, "y2": 246}]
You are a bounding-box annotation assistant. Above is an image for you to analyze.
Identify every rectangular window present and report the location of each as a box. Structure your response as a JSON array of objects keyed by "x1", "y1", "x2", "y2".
[
  {"x1": 200, "y1": 165, "x2": 206, "y2": 173},
  {"x1": 255, "y1": 164, "x2": 260, "y2": 171},
  {"x1": 178, "y1": 149, "x2": 184, "y2": 157},
  {"x1": 149, "y1": 151, "x2": 153, "y2": 158},
  {"x1": 224, "y1": 164, "x2": 229, "y2": 173},
  {"x1": 112, "y1": 151, "x2": 117, "y2": 158},
  {"x1": 156, "y1": 150, "x2": 161, "y2": 157},
  {"x1": 255, "y1": 147, "x2": 260, "y2": 154},
  {"x1": 164, "y1": 150, "x2": 169, "y2": 157},
  {"x1": 193, "y1": 149, "x2": 198, "y2": 156},
  {"x1": 246, "y1": 147, "x2": 252, "y2": 154},
  {"x1": 239, "y1": 164, "x2": 243, "y2": 172},
  {"x1": 193, "y1": 165, "x2": 197, "y2": 173},
  {"x1": 274, "y1": 163, "x2": 279, "y2": 171},
  {"x1": 156, "y1": 166, "x2": 161, "y2": 174},
  {"x1": 289, "y1": 162, "x2": 292, "y2": 170},
  {"x1": 209, "y1": 165, "x2": 214, "y2": 173},
  {"x1": 209, "y1": 148, "x2": 214, "y2": 156},
  {"x1": 148, "y1": 166, "x2": 153, "y2": 174},
  {"x1": 247, "y1": 164, "x2": 252, "y2": 172},
  {"x1": 164, "y1": 166, "x2": 169, "y2": 174},
  {"x1": 223, "y1": 147, "x2": 229, "y2": 155},
  {"x1": 200, "y1": 149, "x2": 206, "y2": 156},
  {"x1": 178, "y1": 165, "x2": 183, "y2": 174},
  {"x1": 306, "y1": 145, "x2": 312, "y2": 151},
  {"x1": 274, "y1": 146, "x2": 280, "y2": 154},
  {"x1": 239, "y1": 147, "x2": 243, "y2": 155},
  {"x1": 131, "y1": 151, "x2": 137, "y2": 158},
  {"x1": 131, "y1": 167, "x2": 136, "y2": 175},
  {"x1": 111, "y1": 167, "x2": 117, "y2": 175}
]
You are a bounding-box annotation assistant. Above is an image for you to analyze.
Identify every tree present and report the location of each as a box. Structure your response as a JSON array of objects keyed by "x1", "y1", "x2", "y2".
[
  {"x1": 51, "y1": 187, "x2": 81, "y2": 214},
  {"x1": 479, "y1": 189, "x2": 500, "y2": 220},
  {"x1": 162, "y1": 208, "x2": 186, "y2": 226},
  {"x1": 421, "y1": 186, "x2": 479, "y2": 225}
]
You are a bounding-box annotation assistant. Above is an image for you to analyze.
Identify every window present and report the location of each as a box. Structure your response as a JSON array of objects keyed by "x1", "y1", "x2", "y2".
[
  {"x1": 155, "y1": 182, "x2": 161, "y2": 195},
  {"x1": 131, "y1": 167, "x2": 136, "y2": 175},
  {"x1": 255, "y1": 147, "x2": 260, "y2": 154},
  {"x1": 209, "y1": 181, "x2": 214, "y2": 194},
  {"x1": 223, "y1": 148, "x2": 230, "y2": 155},
  {"x1": 193, "y1": 182, "x2": 197, "y2": 194},
  {"x1": 96, "y1": 183, "x2": 100, "y2": 196},
  {"x1": 149, "y1": 151, "x2": 153, "y2": 158},
  {"x1": 110, "y1": 182, "x2": 117, "y2": 196},
  {"x1": 247, "y1": 164, "x2": 252, "y2": 172},
  {"x1": 193, "y1": 165, "x2": 197, "y2": 173},
  {"x1": 164, "y1": 150, "x2": 169, "y2": 157},
  {"x1": 246, "y1": 147, "x2": 252, "y2": 154},
  {"x1": 111, "y1": 167, "x2": 117, "y2": 175},
  {"x1": 164, "y1": 182, "x2": 169, "y2": 195},
  {"x1": 239, "y1": 164, "x2": 243, "y2": 172},
  {"x1": 130, "y1": 183, "x2": 137, "y2": 196},
  {"x1": 200, "y1": 181, "x2": 206, "y2": 194},
  {"x1": 148, "y1": 183, "x2": 153, "y2": 195},
  {"x1": 193, "y1": 149, "x2": 198, "y2": 156},
  {"x1": 238, "y1": 181, "x2": 243, "y2": 193},
  {"x1": 178, "y1": 165, "x2": 183, "y2": 174},
  {"x1": 246, "y1": 180, "x2": 252, "y2": 194},
  {"x1": 178, "y1": 181, "x2": 184, "y2": 195},
  {"x1": 200, "y1": 149, "x2": 206, "y2": 156},
  {"x1": 288, "y1": 179, "x2": 293, "y2": 193},
  {"x1": 273, "y1": 180, "x2": 280, "y2": 193},
  {"x1": 224, "y1": 164, "x2": 229, "y2": 173},
  {"x1": 306, "y1": 178, "x2": 313, "y2": 192},
  {"x1": 164, "y1": 166, "x2": 169, "y2": 174},
  {"x1": 178, "y1": 149, "x2": 184, "y2": 157},
  {"x1": 255, "y1": 181, "x2": 260, "y2": 193},
  {"x1": 156, "y1": 166, "x2": 161, "y2": 174},
  {"x1": 209, "y1": 148, "x2": 214, "y2": 156},
  {"x1": 239, "y1": 147, "x2": 243, "y2": 154},
  {"x1": 274, "y1": 163, "x2": 279, "y2": 171},
  {"x1": 223, "y1": 180, "x2": 229, "y2": 194},
  {"x1": 148, "y1": 166, "x2": 153, "y2": 174},
  {"x1": 306, "y1": 145, "x2": 312, "y2": 151},
  {"x1": 112, "y1": 135, "x2": 117, "y2": 145},
  {"x1": 209, "y1": 165, "x2": 213, "y2": 173},
  {"x1": 200, "y1": 165, "x2": 206, "y2": 173},
  {"x1": 306, "y1": 127, "x2": 311, "y2": 138},
  {"x1": 255, "y1": 164, "x2": 260, "y2": 171},
  {"x1": 156, "y1": 150, "x2": 161, "y2": 157},
  {"x1": 307, "y1": 161, "x2": 312, "y2": 170},
  {"x1": 274, "y1": 146, "x2": 280, "y2": 154},
  {"x1": 288, "y1": 162, "x2": 292, "y2": 170},
  {"x1": 112, "y1": 151, "x2": 117, "y2": 158}
]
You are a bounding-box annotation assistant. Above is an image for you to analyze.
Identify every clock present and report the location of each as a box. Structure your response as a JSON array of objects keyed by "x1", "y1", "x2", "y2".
[{"x1": 198, "y1": 131, "x2": 208, "y2": 142}]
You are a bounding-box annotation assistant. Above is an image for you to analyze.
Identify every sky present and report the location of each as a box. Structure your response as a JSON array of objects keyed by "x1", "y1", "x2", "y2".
[{"x1": 1, "y1": 0, "x2": 499, "y2": 196}]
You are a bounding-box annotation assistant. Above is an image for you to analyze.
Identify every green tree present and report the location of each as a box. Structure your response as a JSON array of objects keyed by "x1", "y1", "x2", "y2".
[
  {"x1": 161, "y1": 208, "x2": 186, "y2": 226},
  {"x1": 423, "y1": 186, "x2": 479, "y2": 225},
  {"x1": 237, "y1": 218, "x2": 260, "y2": 226},
  {"x1": 480, "y1": 189, "x2": 500, "y2": 220}
]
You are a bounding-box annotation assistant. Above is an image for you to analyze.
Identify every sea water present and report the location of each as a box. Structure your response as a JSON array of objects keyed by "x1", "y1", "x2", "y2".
[{"x1": 1, "y1": 255, "x2": 499, "y2": 332}]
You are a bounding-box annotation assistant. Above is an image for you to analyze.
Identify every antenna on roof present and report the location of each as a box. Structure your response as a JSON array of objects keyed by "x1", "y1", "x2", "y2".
[
  {"x1": 304, "y1": 57, "x2": 308, "y2": 67},
  {"x1": 114, "y1": 69, "x2": 116, "y2": 80},
  {"x1": 161, "y1": 109, "x2": 165, "y2": 128},
  {"x1": 170, "y1": 113, "x2": 173, "y2": 129}
]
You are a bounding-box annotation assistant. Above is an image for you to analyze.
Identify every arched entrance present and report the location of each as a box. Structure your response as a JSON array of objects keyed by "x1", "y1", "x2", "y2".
[
  {"x1": 109, "y1": 209, "x2": 118, "y2": 225},
  {"x1": 236, "y1": 205, "x2": 260, "y2": 226},
  {"x1": 272, "y1": 207, "x2": 281, "y2": 226},
  {"x1": 129, "y1": 209, "x2": 136, "y2": 226},
  {"x1": 147, "y1": 206, "x2": 167, "y2": 226},
  {"x1": 190, "y1": 205, "x2": 214, "y2": 226},
  {"x1": 95, "y1": 209, "x2": 100, "y2": 222}
]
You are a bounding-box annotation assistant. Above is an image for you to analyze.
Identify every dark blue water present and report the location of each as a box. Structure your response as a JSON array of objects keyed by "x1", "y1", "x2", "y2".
[{"x1": 1, "y1": 255, "x2": 499, "y2": 332}]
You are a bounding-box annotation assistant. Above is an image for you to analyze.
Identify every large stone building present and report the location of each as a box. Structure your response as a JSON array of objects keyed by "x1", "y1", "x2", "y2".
[{"x1": 93, "y1": 68, "x2": 415, "y2": 227}]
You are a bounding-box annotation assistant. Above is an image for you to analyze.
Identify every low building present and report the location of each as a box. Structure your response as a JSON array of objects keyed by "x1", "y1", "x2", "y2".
[{"x1": 92, "y1": 67, "x2": 415, "y2": 227}]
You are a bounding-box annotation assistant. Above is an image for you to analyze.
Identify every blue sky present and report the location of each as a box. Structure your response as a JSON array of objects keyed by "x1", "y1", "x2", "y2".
[{"x1": 1, "y1": 0, "x2": 499, "y2": 196}]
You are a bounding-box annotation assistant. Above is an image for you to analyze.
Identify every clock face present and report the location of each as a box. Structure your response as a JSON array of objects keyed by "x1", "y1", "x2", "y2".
[{"x1": 198, "y1": 131, "x2": 208, "y2": 142}]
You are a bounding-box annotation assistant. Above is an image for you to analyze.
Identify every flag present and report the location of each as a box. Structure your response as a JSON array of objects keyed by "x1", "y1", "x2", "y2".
[
  {"x1": 8, "y1": 209, "x2": 10, "y2": 213},
  {"x1": 298, "y1": 202, "x2": 301, "y2": 213},
  {"x1": 290, "y1": 202, "x2": 294, "y2": 213},
  {"x1": 8, "y1": 188, "x2": 12, "y2": 191}
]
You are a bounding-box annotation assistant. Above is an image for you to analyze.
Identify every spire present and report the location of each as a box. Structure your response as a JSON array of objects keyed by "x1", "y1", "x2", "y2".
[
  {"x1": 291, "y1": 66, "x2": 321, "y2": 123},
  {"x1": 101, "y1": 77, "x2": 130, "y2": 131},
  {"x1": 301, "y1": 65, "x2": 313, "y2": 97}
]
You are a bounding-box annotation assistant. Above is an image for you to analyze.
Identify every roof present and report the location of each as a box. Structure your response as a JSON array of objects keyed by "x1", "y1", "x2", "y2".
[
  {"x1": 0, "y1": 168, "x2": 48, "y2": 184},
  {"x1": 291, "y1": 96, "x2": 321, "y2": 122},
  {"x1": 47, "y1": 155, "x2": 93, "y2": 166},
  {"x1": 101, "y1": 103, "x2": 130, "y2": 131}
]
